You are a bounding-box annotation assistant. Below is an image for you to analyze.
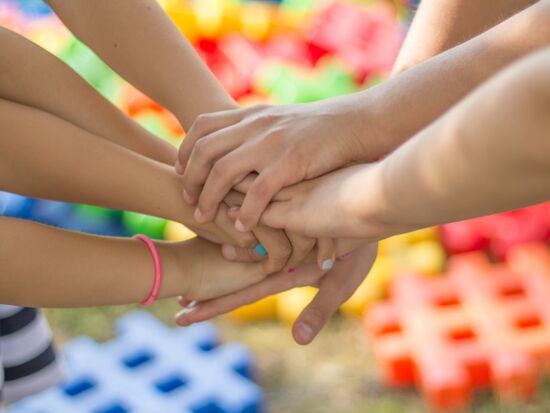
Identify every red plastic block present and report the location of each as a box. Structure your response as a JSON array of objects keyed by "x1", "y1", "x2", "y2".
[
  {"x1": 364, "y1": 243, "x2": 550, "y2": 410},
  {"x1": 306, "y1": 2, "x2": 402, "y2": 81},
  {"x1": 440, "y1": 202, "x2": 550, "y2": 259}
]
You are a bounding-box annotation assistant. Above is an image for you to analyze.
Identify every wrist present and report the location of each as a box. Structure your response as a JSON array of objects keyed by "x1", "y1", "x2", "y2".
[
  {"x1": 334, "y1": 92, "x2": 390, "y2": 164},
  {"x1": 155, "y1": 241, "x2": 191, "y2": 300},
  {"x1": 349, "y1": 162, "x2": 412, "y2": 240}
]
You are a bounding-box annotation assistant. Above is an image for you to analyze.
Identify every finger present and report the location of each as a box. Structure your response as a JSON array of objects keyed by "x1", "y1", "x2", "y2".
[
  {"x1": 285, "y1": 232, "x2": 316, "y2": 272},
  {"x1": 176, "y1": 109, "x2": 246, "y2": 173},
  {"x1": 213, "y1": 202, "x2": 257, "y2": 248},
  {"x1": 221, "y1": 244, "x2": 265, "y2": 263},
  {"x1": 235, "y1": 167, "x2": 288, "y2": 232},
  {"x1": 232, "y1": 173, "x2": 257, "y2": 194},
  {"x1": 316, "y1": 238, "x2": 336, "y2": 272},
  {"x1": 253, "y1": 225, "x2": 292, "y2": 274},
  {"x1": 261, "y1": 199, "x2": 292, "y2": 230},
  {"x1": 175, "y1": 262, "x2": 324, "y2": 326},
  {"x1": 182, "y1": 124, "x2": 247, "y2": 204},
  {"x1": 292, "y1": 255, "x2": 369, "y2": 345},
  {"x1": 194, "y1": 147, "x2": 259, "y2": 223}
]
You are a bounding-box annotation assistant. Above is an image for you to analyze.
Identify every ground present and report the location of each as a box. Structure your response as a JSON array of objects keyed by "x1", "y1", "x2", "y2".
[{"x1": 44, "y1": 302, "x2": 550, "y2": 413}]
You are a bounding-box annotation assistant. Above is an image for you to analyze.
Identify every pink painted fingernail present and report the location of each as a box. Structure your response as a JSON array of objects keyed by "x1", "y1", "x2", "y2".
[
  {"x1": 340, "y1": 251, "x2": 352, "y2": 260},
  {"x1": 287, "y1": 267, "x2": 297, "y2": 273}
]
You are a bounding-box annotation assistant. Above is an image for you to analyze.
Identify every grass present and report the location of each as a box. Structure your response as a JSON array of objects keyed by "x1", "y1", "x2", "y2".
[{"x1": 45, "y1": 302, "x2": 550, "y2": 413}]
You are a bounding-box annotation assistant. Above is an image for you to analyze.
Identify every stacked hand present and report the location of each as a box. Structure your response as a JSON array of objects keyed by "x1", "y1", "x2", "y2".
[{"x1": 174, "y1": 99, "x2": 385, "y2": 344}]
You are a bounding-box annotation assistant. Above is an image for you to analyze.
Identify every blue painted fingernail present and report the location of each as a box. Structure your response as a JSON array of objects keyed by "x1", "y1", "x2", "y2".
[
  {"x1": 254, "y1": 244, "x2": 268, "y2": 255},
  {"x1": 321, "y1": 259, "x2": 334, "y2": 270}
]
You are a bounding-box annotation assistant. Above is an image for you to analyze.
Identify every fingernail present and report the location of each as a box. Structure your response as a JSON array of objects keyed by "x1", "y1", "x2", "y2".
[
  {"x1": 235, "y1": 218, "x2": 247, "y2": 232},
  {"x1": 340, "y1": 251, "x2": 352, "y2": 260},
  {"x1": 254, "y1": 244, "x2": 268, "y2": 256},
  {"x1": 175, "y1": 302, "x2": 198, "y2": 318},
  {"x1": 183, "y1": 190, "x2": 193, "y2": 204},
  {"x1": 194, "y1": 208, "x2": 205, "y2": 222},
  {"x1": 321, "y1": 259, "x2": 334, "y2": 271},
  {"x1": 222, "y1": 244, "x2": 237, "y2": 260},
  {"x1": 295, "y1": 322, "x2": 314, "y2": 343},
  {"x1": 287, "y1": 267, "x2": 297, "y2": 273}
]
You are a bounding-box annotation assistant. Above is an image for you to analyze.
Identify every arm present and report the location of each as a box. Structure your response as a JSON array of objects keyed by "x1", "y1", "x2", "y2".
[
  {"x1": 259, "y1": 49, "x2": 550, "y2": 240},
  {"x1": 0, "y1": 98, "x2": 254, "y2": 247},
  {"x1": 0, "y1": 217, "x2": 264, "y2": 307},
  {"x1": 44, "y1": 0, "x2": 236, "y2": 128},
  {"x1": 177, "y1": 0, "x2": 550, "y2": 231},
  {"x1": 0, "y1": 27, "x2": 175, "y2": 165},
  {"x1": 392, "y1": 0, "x2": 537, "y2": 74}
]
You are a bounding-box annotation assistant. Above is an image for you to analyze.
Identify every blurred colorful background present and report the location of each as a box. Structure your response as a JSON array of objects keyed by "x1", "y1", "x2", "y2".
[{"x1": 2, "y1": 0, "x2": 550, "y2": 411}]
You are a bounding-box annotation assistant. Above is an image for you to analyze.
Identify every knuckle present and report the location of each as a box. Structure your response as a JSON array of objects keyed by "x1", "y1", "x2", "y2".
[
  {"x1": 251, "y1": 179, "x2": 274, "y2": 201},
  {"x1": 194, "y1": 113, "x2": 212, "y2": 130},
  {"x1": 211, "y1": 159, "x2": 228, "y2": 179},
  {"x1": 193, "y1": 137, "x2": 212, "y2": 160}
]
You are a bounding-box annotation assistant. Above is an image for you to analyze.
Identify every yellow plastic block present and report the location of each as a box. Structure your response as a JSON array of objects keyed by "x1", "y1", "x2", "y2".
[
  {"x1": 240, "y1": 2, "x2": 276, "y2": 41},
  {"x1": 165, "y1": 1, "x2": 198, "y2": 43},
  {"x1": 379, "y1": 227, "x2": 439, "y2": 255},
  {"x1": 164, "y1": 221, "x2": 196, "y2": 241},
  {"x1": 277, "y1": 287, "x2": 317, "y2": 324},
  {"x1": 404, "y1": 240, "x2": 446, "y2": 275},
  {"x1": 228, "y1": 295, "x2": 278, "y2": 321},
  {"x1": 341, "y1": 255, "x2": 395, "y2": 315}
]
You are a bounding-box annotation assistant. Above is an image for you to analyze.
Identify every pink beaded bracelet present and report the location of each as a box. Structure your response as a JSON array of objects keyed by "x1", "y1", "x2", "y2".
[{"x1": 133, "y1": 234, "x2": 163, "y2": 306}]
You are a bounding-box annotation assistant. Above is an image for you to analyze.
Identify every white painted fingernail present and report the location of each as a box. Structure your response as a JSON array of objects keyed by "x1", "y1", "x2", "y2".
[
  {"x1": 176, "y1": 300, "x2": 198, "y2": 318},
  {"x1": 321, "y1": 259, "x2": 334, "y2": 271}
]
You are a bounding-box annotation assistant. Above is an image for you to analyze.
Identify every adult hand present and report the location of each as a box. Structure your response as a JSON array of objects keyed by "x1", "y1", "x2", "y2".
[
  {"x1": 175, "y1": 243, "x2": 378, "y2": 345},
  {"x1": 260, "y1": 163, "x2": 400, "y2": 240},
  {"x1": 176, "y1": 96, "x2": 379, "y2": 232}
]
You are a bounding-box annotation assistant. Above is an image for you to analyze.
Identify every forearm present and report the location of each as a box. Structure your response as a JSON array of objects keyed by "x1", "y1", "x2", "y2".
[
  {"x1": 357, "y1": 0, "x2": 550, "y2": 158},
  {"x1": 362, "y1": 50, "x2": 550, "y2": 237},
  {"x1": 46, "y1": 0, "x2": 236, "y2": 128},
  {"x1": 393, "y1": 0, "x2": 537, "y2": 74},
  {"x1": 0, "y1": 216, "x2": 190, "y2": 307},
  {"x1": 0, "y1": 99, "x2": 194, "y2": 227},
  {"x1": 0, "y1": 27, "x2": 176, "y2": 165}
]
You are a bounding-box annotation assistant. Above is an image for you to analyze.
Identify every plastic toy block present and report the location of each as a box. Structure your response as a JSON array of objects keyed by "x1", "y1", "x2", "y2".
[
  {"x1": 164, "y1": 220, "x2": 197, "y2": 242},
  {"x1": 277, "y1": 287, "x2": 317, "y2": 324},
  {"x1": 306, "y1": 2, "x2": 402, "y2": 81},
  {"x1": 364, "y1": 243, "x2": 550, "y2": 410},
  {"x1": 122, "y1": 211, "x2": 167, "y2": 240},
  {"x1": 440, "y1": 203, "x2": 550, "y2": 259},
  {"x1": 255, "y1": 58, "x2": 358, "y2": 104},
  {"x1": 229, "y1": 295, "x2": 279, "y2": 322},
  {"x1": 7, "y1": 311, "x2": 264, "y2": 413}
]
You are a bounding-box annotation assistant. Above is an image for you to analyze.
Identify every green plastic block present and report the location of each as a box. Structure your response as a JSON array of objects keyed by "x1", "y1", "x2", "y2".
[{"x1": 122, "y1": 211, "x2": 167, "y2": 239}]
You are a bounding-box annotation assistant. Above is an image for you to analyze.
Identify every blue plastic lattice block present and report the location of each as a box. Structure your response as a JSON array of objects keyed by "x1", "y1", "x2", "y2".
[{"x1": 7, "y1": 311, "x2": 264, "y2": 413}]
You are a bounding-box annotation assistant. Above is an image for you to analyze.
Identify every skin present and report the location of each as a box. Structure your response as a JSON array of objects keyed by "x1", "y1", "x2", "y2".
[
  {"x1": 176, "y1": 0, "x2": 550, "y2": 344},
  {"x1": 43, "y1": 0, "x2": 317, "y2": 272},
  {"x1": 177, "y1": 0, "x2": 550, "y2": 233},
  {"x1": 0, "y1": 217, "x2": 265, "y2": 308},
  {"x1": 256, "y1": 49, "x2": 550, "y2": 240}
]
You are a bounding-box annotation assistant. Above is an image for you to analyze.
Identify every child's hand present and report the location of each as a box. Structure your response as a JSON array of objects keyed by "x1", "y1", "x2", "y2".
[
  {"x1": 167, "y1": 238, "x2": 267, "y2": 301},
  {"x1": 260, "y1": 164, "x2": 394, "y2": 241},
  {"x1": 176, "y1": 96, "x2": 382, "y2": 233},
  {"x1": 223, "y1": 189, "x2": 336, "y2": 273},
  {"x1": 175, "y1": 243, "x2": 378, "y2": 344}
]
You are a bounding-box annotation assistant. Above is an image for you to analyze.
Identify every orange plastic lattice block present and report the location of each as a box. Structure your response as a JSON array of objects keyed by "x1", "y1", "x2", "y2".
[{"x1": 364, "y1": 243, "x2": 550, "y2": 410}]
